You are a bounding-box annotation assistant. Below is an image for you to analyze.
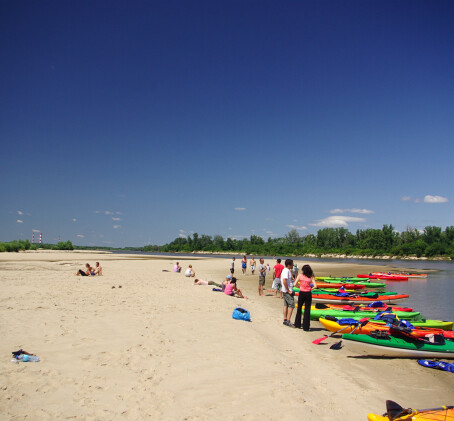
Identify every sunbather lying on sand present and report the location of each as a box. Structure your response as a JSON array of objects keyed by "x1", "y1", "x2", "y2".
[{"x1": 193, "y1": 279, "x2": 222, "y2": 287}]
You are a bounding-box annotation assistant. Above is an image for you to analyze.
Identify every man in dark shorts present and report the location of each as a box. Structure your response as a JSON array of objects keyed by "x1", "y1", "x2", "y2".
[
  {"x1": 230, "y1": 257, "x2": 235, "y2": 275},
  {"x1": 281, "y1": 259, "x2": 295, "y2": 327},
  {"x1": 258, "y1": 258, "x2": 266, "y2": 296}
]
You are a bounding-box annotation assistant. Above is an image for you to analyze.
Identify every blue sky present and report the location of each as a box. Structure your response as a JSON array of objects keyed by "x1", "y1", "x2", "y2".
[{"x1": 1, "y1": 0, "x2": 453, "y2": 247}]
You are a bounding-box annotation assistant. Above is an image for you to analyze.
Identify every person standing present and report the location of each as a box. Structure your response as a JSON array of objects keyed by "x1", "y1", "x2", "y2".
[
  {"x1": 230, "y1": 257, "x2": 235, "y2": 275},
  {"x1": 281, "y1": 259, "x2": 295, "y2": 327},
  {"x1": 272, "y1": 258, "x2": 284, "y2": 298},
  {"x1": 241, "y1": 255, "x2": 247, "y2": 275},
  {"x1": 250, "y1": 256, "x2": 256, "y2": 275},
  {"x1": 294, "y1": 264, "x2": 317, "y2": 331},
  {"x1": 258, "y1": 258, "x2": 266, "y2": 296}
]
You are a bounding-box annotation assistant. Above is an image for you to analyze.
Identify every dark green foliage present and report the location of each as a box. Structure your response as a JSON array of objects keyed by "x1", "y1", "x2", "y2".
[{"x1": 144, "y1": 225, "x2": 454, "y2": 259}]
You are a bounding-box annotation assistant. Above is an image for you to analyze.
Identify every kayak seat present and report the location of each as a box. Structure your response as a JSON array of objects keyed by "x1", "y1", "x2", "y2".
[{"x1": 370, "y1": 330, "x2": 390, "y2": 339}]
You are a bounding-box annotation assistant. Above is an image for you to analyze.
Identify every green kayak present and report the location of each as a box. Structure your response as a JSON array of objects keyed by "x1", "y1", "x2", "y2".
[
  {"x1": 310, "y1": 290, "x2": 398, "y2": 297},
  {"x1": 315, "y1": 277, "x2": 386, "y2": 288},
  {"x1": 343, "y1": 333, "x2": 454, "y2": 358},
  {"x1": 309, "y1": 308, "x2": 423, "y2": 321}
]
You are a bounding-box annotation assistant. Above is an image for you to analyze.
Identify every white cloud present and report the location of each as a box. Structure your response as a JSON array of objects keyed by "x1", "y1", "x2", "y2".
[
  {"x1": 286, "y1": 224, "x2": 307, "y2": 231},
  {"x1": 401, "y1": 196, "x2": 412, "y2": 201},
  {"x1": 310, "y1": 215, "x2": 366, "y2": 228},
  {"x1": 179, "y1": 229, "x2": 186, "y2": 234},
  {"x1": 116, "y1": 211, "x2": 122, "y2": 215},
  {"x1": 94, "y1": 210, "x2": 101, "y2": 214},
  {"x1": 178, "y1": 233, "x2": 186, "y2": 238},
  {"x1": 105, "y1": 211, "x2": 113, "y2": 215},
  {"x1": 330, "y1": 208, "x2": 374, "y2": 215},
  {"x1": 32, "y1": 229, "x2": 40, "y2": 233},
  {"x1": 113, "y1": 225, "x2": 121, "y2": 229},
  {"x1": 424, "y1": 195, "x2": 448, "y2": 204},
  {"x1": 16, "y1": 219, "x2": 23, "y2": 224},
  {"x1": 234, "y1": 207, "x2": 246, "y2": 211},
  {"x1": 72, "y1": 218, "x2": 77, "y2": 222},
  {"x1": 17, "y1": 210, "x2": 23, "y2": 215},
  {"x1": 112, "y1": 217, "x2": 121, "y2": 221},
  {"x1": 76, "y1": 234, "x2": 85, "y2": 238}
]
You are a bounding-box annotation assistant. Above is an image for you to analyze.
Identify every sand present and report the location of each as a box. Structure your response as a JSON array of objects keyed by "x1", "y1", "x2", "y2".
[{"x1": 0, "y1": 251, "x2": 452, "y2": 420}]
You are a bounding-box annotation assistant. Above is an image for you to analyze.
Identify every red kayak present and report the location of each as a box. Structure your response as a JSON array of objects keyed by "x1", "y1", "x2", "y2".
[{"x1": 357, "y1": 274, "x2": 408, "y2": 281}]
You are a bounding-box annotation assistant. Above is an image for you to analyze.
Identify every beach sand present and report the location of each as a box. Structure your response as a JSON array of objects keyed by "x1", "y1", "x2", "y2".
[{"x1": 1, "y1": 251, "x2": 452, "y2": 420}]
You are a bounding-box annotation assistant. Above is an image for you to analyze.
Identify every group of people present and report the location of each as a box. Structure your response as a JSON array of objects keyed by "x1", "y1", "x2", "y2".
[
  {"x1": 175, "y1": 256, "x2": 316, "y2": 330},
  {"x1": 75, "y1": 262, "x2": 103, "y2": 276},
  {"x1": 279, "y1": 259, "x2": 317, "y2": 331},
  {"x1": 239, "y1": 256, "x2": 317, "y2": 330}
]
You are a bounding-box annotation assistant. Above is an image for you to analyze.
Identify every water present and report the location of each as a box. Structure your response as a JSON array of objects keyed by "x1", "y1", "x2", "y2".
[
  {"x1": 115, "y1": 251, "x2": 454, "y2": 322},
  {"x1": 300, "y1": 258, "x2": 454, "y2": 322}
]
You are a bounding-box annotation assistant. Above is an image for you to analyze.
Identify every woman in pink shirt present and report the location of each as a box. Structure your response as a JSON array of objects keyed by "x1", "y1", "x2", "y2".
[
  {"x1": 294, "y1": 264, "x2": 317, "y2": 331},
  {"x1": 224, "y1": 277, "x2": 246, "y2": 299}
]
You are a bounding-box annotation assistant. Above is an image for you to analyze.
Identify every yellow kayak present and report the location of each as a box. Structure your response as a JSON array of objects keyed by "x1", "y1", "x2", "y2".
[{"x1": 368, "y1": 401, "x2": 454, "y2": 420}]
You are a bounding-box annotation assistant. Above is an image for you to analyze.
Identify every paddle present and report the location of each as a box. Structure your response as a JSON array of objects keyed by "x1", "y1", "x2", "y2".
[
  {"x1": 312, "y1": 317, "x2": 370, "y2": 344},
  {"x1": 386, "y1": 400, "x2": 454, "y2": 421}
]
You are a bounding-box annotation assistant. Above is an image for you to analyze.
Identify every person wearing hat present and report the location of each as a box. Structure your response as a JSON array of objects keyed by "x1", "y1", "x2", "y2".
[{"x1": 222, "y1": 274, "x2": 232, "y2": 292}]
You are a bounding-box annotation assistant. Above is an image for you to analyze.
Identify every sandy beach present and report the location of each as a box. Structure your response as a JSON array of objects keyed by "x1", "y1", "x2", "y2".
[{"x1": 1, "y1": 251, "x2": 452, "y2": 420}]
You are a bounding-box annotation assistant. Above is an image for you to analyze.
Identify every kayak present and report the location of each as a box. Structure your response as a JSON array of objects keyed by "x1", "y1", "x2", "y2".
[
  {"x1": 368, "y1": 401, "x2": 454, "y2": 421},
  {"x1": 316, "y1": 277, "x2": 368, "y2": 282},
  {"x1": 316, "y1": 278, "x2": 386, "y2": 288},
  {"x1": 309, "y1": 308, "x2": 422, "y2": 321},
  {"x1": 318, "y1": 316, "x2": 454, "y2": 339},
  {"x1": 311, "y1": 289, "x2": 395, "y2": 295},
  {"x1": 312, "y1": 293, "x2": 409, "y2": 305},
  {"x1": 316, "y1": 315, "x2": 453, "y2": 330},
  {"x1": 327, "y1": 304, "x2": 414, "y2": 312},
  {"x1": 357, "y1": 274, "x2": 408, "y2": 281},
  {"x1": 373, "y1": 272, "x2": 428, "y2": 279},
  {"x1": 315, "y1": 282, "x2": 365, "y2": 290},
  {"x1": 343, "y1": 332, "x2": 454, "y2": 358}
]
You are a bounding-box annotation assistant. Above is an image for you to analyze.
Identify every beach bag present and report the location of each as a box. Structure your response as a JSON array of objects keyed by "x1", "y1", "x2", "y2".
[{"x1": 232, "y1": 307, "x2": 251, "y2": 322}]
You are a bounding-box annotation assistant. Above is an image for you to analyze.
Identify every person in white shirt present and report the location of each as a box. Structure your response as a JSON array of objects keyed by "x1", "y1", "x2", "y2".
[{"x1": 281, "y1": 259, "x2": 295, "y2": 327}]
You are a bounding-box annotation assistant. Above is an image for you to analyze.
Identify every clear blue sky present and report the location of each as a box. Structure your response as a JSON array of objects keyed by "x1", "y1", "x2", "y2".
[{"x1": 1, "y1": 0, "x2": 453, "y2": 247}]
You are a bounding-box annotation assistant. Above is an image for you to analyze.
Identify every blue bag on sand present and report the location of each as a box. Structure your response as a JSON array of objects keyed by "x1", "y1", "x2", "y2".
[
  {"x1": 212, "y1": 288, "x2": 222, "y2": 292},
  {"x1": 232, "y1": 307, "x2": 251, "y2": 322},
  {"x1": 418, "y1": 359, "x2": 454, "y2": 373}
]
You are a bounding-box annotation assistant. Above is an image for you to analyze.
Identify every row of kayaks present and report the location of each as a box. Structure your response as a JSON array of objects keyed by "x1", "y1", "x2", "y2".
[{"x1": 304, "y1": 272, "x2": 454, "y2": 359}]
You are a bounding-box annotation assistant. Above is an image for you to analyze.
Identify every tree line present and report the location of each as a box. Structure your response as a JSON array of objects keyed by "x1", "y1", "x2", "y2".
[
  {"x1": 143, "y1": 225, "x2": 454, "y2": 259},
  {"x1": 0, "y1": 240, "x2": 74, "y2": 252}
]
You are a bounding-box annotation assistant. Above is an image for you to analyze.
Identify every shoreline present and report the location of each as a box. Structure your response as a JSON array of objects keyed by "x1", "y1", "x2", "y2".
[{"x1": 1, "y1": 251, "x2": 452, "y2": 420}]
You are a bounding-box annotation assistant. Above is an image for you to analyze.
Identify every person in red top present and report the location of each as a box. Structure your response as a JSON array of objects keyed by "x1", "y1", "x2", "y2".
[
  {"x1": 272, "y1": 258, "x2": 284, "y2": 298},
  {"x1": 294, "y1": 264, "x2": 318, "y2": 331}
]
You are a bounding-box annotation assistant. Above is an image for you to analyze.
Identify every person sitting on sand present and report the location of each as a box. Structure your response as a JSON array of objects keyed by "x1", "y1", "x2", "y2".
[
  {"x1": 174, "y1": 262, "x2": 182, "y2": 273},
  {"x1": 76, "y1": 263, "x2": 95, "y2": 276},
  {"x1": 193, "y1": 278, "x2": 222, "y2": 287},
  {"x1": 224, "y1": 277, "x2": 246, "y2": 299},
  {"x1": 94, "y1": 262, "x2": 103, "y2": 276},
  {"x1": 184, "y1": 265, "x2": 195, "y2": 277}
]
